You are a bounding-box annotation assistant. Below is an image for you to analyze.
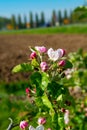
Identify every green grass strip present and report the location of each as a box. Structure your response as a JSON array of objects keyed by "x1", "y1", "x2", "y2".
[{"x1": 1, "y1": 25, "x2": 87, "y2": 34}]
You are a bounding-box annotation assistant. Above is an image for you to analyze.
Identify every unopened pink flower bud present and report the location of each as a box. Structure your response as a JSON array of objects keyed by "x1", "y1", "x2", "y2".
[
  {"x1": 58, "y1": 60, "x2": 66, "y2": 67},
  {"x1": 20, "y1": 121, "x2": 28, "y2": 129},
  {"x1": 30, "y1": 52, "x2": 37, "y2": 59},
  {"x1": 38, "y1": 117, "x2": 46, "y2": 125},
  {"x1": 35, "y1": 46, "x2": 47, "y2": 53},
  {"x1": 26, "y1": 88, "x2": 31, "y2": 94},
  {"x1": 40, "y1": 62, "x2": 48, "y2": 72}
]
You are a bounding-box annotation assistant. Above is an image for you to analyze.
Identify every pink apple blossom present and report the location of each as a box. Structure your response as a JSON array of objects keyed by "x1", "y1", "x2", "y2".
[
  {"x1": 35, "y1": 46, "x2": 47, "y2": 53},
  {"x1": 58, "y1": 49, "x2": 66, "y2": 57},
  {"x1": 38, "y1": 117, "x2": 46, "y2": 125},
  {"x1": 20, "y1": 121, "x2": 28, "y2": 129},
  {"x1": 47, "y1": 48, "x2": 65, "y2": 61},
  {"x1": 40, "y1": 62, "x2": 48, "y2": 71}
]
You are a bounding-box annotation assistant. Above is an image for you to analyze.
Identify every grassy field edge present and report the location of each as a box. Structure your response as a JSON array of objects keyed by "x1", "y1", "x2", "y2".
[{"x1": 1, "y1": 25, "x2": 87, "y2": 34}]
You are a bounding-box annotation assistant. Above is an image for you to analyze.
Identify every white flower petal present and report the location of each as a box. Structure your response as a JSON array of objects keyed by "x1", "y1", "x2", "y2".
[
  {"x1": 47, "y1": 48, "x2": 53, "y2": 58},
  {"x1": 36, "y1": 125, "x2": 44, "y2": 130},
  {"x1": 57, "y1": 49, "x2": 63, "y2": 58},
  {"x1": 64, "y1": 110, "x2": 69, "y2": 124},
  {"x1": 29, "y1": 125, "x2": 36, "y2": 130},
  {"x1": 47, "y1": 48, "x2": 62, "y2": 61}
]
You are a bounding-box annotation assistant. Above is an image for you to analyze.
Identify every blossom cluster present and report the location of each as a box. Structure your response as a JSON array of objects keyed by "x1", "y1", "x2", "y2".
[
  {"x1": 19, "y1": 111, "x2": 69, "y2": 130},
  {"x1": 13, "y1": 46, "x2": 71, "y2": 130},
  {"x1": 20, "y1": 117, "x2": 51, "y2": 130},
  {"x1": 30, "y1": 46, "x2": 66, "y2": 72}
]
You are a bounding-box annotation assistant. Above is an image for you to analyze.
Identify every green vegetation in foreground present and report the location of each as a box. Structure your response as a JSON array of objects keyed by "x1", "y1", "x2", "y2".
[
  {"x1": 1, "y1": 24, "x2": 87, "y2": 34},
  {"x1": 0, "y1": 81, "x2": 31, "y2": 130}
]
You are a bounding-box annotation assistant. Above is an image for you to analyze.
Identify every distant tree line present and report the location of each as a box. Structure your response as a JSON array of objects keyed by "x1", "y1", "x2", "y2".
[
  {"x1": 0, "y1": 9, "x2": 73, "y2": 30},
  {"x1": 10, "y1": 11, "x2": 46, "y2": 30}
]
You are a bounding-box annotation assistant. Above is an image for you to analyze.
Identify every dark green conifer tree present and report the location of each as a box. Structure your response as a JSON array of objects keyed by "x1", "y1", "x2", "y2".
[
  {"x1": 11, "y1": 15, "x2": 16, "y2": 29},
  {"x1": 40, "y1": 12, "x2": 45, "y2": 26},
  {"x1": 52, "y1": 10, "x2": 56, "y2": 26},
  {"x1": 69, "y1": 10, "x2": 73, "y2": 23},
  {"x1": 24, "y1": 15, "x2": 27, "y2": 28},
  {"x1": 35, "y1": 13, "x2": 39, "y2": 27},
  {"x1": 18, "y1": 14, "x2": 23, "y2": 29},
  {"x1": 29, "y1": 12, "x2": 33, "y2": 28},
  {"x1": 64, "y1": 9, "x2": 68, "y2": 19},
  {"x1": 58, "y1": 10, "x2": 62, "y2": 25}
]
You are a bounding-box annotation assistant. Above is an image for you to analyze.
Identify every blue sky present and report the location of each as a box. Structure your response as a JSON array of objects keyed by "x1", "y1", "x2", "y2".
[{"x1": 0, "y1": 0, "x2": 84, "y2": 21}]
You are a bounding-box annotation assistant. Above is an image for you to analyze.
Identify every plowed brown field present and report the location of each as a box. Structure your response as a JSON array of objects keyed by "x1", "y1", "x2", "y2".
[{"x1": 0, "y1": 34, "x2": 87, "y2": 82}]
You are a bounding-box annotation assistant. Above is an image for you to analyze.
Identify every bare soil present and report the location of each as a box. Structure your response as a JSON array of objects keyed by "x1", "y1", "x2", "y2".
[{"x1": 0, "y1": 34, "x2": 87, "y2": 82}]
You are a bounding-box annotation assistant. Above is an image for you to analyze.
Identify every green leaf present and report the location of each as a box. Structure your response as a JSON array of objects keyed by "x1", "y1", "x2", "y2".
[
  {"x1": 35, "y1": 97, "x2": 43, "y2": 107},
  {"x1": 42, "y1": 93, "x2": 55, "y2": 118},
  {"x1": 41, "y1": 72, "x2": 49, "y2": 90},
  {"x1": 12, "y1": 63, "x2": 34, "y2": 73},
  {"x1": 57, "y1": 94, "x2": 63, "y2": 102},
  {"x1": 52, "y1": 113, "x2": 60, "y2": 129},
  {"x1": 31, "y1": 58, "x2": 39, "y2": 67},
  {"x1": 58, "y1": 114, "x2": 65, "y2": 129},
  {"x1": 30, "y1": 72, "x2": 43, "y2": 96},
  {"x1": 30, "y1": 72, "x2": 49, "y2": 96},
  {"x1": 64, "y1": 60, "x2": 73, "y2": 69},
  {"x1": 47, "y1": 81, "x2": 63, "y2": 99},
  {"x1": 42, "y1": 94, "x2": 53, "y2": 110},
  {"x1": 30, "y1": 72, "x2": 41, "y2": 84},
  {"x1": 56, "y1": 94, "x2": 65, "y2": 108}
]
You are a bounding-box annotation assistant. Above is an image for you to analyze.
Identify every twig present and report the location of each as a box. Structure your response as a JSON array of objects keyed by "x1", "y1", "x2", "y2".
[
  {"x1": 7, "y1": 118, "x2": 13, "y2": 130},
  {"x1": 7, "y1": 118, "x2": 19, "y2": 130}
]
